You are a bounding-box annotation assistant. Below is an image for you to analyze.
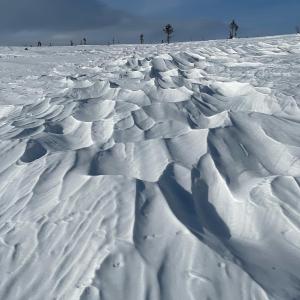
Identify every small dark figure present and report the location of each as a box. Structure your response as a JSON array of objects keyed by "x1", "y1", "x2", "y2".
[
  {"x1": 24, "y1": 48, "x2": 28, "y2": 51},
  {"x1": 70, "y1": 40, "x2": 74, "y2": 46},
  {"x1": 49, "y1": 42, "x2": 52, "y2": 47},
  {"x1": 112, "y1": 37, "x2": 115, "y2": 45},
  {"x1": 37, "y1": 41, "x2": 42, "y2": 47},
  {"x1": 229, "y1": 20, "x2": 239, "y2": 39},
  {"x1": 296, "y1": 26, "x2": 300, "y2": 34},
  {"x1": 163, "y1": 24, "x2": 174, "y2": 44},
  {"x1": 83, "y1": 38, "x2": 87, "y2": 45},
  {"x1": 140, "y1": 34, "x2": 144, "y2": 44}
]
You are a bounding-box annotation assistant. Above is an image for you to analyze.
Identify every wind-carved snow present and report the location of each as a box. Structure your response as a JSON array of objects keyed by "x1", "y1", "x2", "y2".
[{"x1": 1, "y1": 35, "x2": 300, "y2": 300}]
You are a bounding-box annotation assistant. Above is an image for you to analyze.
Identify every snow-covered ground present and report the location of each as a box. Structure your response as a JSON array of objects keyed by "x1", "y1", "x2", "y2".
[{"x1": 1, "y1": 34, "x2": 300, "y2": 300}]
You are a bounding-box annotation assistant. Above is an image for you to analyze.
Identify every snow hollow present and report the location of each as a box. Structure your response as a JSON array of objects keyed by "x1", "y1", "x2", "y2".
[{"x1": 1, "y1": 35, "x2": 300, "y2": 300}]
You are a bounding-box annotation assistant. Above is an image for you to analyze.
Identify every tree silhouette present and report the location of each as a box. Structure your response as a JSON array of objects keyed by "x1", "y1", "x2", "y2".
[
  {"x1": 163, "y1": 24, "x2": 174, "y2": 44},
  {"x1": 70, "y1": 40, "x2": 74, "y2": 46},
  {"x1": 140, "y1": 34, "x2": 144, "y2": 44},
  {"x1": 83, "y1": 38, "x2": 87, "y2": 45},
  {"x1": 229, "y1": 20, "x2": 239, "y2": 39}
]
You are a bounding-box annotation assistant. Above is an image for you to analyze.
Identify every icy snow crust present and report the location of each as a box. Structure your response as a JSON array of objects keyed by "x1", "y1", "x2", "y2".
[{"x1": 1, "y1": 35, "x2": 300, "y2": 300}]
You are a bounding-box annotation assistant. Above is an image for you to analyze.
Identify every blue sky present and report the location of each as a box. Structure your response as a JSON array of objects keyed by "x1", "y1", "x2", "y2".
[{"x1": 0, "y1": 0, "x2": 299, "y2": 45}]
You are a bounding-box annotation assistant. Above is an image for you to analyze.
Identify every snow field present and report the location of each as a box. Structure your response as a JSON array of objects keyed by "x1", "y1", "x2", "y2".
[{"x1": 0, "y1": 35, "x2": 300, "y2": 299}]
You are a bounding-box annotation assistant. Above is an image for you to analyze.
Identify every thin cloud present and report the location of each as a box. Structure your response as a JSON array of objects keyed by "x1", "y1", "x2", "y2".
[
  {"x1": 0, "y1": 0, "x2": 135, "y2": 31},
  {"x1": 1, "y1": 0, "x2": 297, "y2": 45}
]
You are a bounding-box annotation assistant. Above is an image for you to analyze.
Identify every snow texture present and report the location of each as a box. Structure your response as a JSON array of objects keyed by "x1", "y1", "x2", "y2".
[{"x1": 1, "y1": 35, "x2": 300, "y2": 300}]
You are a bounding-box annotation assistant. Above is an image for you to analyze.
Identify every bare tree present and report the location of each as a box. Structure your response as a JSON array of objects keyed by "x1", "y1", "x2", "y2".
[
  {"x1": 163, "y1": 24, "x2": 174, "y2": 44},
  {"x1": 140, "y1": 34, "x2": 144, "y2": 44},
  {"x1": 229, "y1": 20, "x2": 239, "y2": 39}
]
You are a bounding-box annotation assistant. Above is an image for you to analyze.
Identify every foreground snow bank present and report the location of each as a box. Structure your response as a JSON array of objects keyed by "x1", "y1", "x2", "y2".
[{"x1": 1, "y1": 35, "x2": 300, "y2": 300}]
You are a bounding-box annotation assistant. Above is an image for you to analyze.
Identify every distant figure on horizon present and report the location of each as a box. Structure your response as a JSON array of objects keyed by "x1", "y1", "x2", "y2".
[
  {"x1": 140, "y1": 34, "x2": 144, "y2": 44},
  {"x1": 70, "y1": 40, "x2": 74, "y2": 46},
  {"x1": 296, "y1": 26, "x2": 300, "y2": 34},
  {"x1": 83, "y1": 38, "x2": 87, "y2": 45},
  {"x1": 229, "y1": 20, "x2": 239, "y2": 39},
  {"x1": 163, "y1": 24, "x2": 174, "y2": 44},
  {"x1": 37, "y1": 41, "x2": 42, "y2": 47}
]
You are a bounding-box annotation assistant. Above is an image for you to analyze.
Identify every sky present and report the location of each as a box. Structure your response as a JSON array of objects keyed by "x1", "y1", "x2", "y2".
[{"x1": 0, "y1": 0, "x2": 299, "y2": 45}]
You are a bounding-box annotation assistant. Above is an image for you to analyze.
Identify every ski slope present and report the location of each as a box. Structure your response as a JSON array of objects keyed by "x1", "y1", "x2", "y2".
[{"x1": 1, "y1": 35, "x2": 300, "y2": 300}]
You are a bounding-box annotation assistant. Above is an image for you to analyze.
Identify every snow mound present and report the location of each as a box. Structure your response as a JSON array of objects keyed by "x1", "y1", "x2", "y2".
[{"x1": 1, "y1": 35, "x2": 300, "y2": 300}]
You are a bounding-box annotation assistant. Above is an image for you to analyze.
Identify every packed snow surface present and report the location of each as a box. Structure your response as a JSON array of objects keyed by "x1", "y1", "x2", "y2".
[{"x1": 1, "y1": 35, "x2": 300, "y2": 300}]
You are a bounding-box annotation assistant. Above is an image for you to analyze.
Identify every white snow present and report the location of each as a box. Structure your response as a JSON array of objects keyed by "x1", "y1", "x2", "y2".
[{"x1": 1, "y1": 35, "x2": 300, "y2": 300}]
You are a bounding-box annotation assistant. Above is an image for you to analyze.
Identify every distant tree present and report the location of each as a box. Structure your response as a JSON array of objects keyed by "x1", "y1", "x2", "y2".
[
  {"x1": 83, "y1": 38, "x2": 87, "y2": 45},
  {"x1": 296, "y1": 26, "x2": 300, "y2": 34},
  {"x1": 140, "y1": 34, "x2": 144, "y2": 44},
  {"x1": 70, "y1": 40, "x2": 74, "y2": 46},
  {"x1": 229, "y1": 20, "x2": 239, "y2": 39},
  {"x1": 37, "y1": 41, "x2": 42, "y2": 47},
  {"x1": 163, "y1": 24, "x2": 174, "y2": 44}
]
